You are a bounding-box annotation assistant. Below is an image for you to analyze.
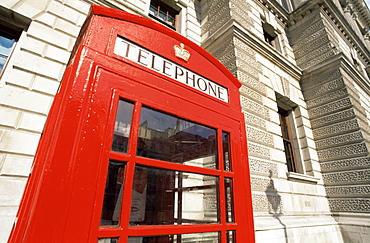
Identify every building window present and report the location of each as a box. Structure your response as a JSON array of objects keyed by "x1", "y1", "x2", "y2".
[
  {"x1": 0, "y1": 25, "x2": 19, "y2": 73},
  {"x1": 149, "y1": 0, "x2": 179, "y2": 30},
  {"x1": 278, "y1": 107, "x2": 298, "y2": 173},
  {"x1": 262, "y1": 22, "x2": 281, "y2": 52}
]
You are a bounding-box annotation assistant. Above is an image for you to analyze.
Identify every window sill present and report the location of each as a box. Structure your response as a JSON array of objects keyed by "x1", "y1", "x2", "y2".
[{"x1": 286, "y1": 172, "x2": 320, "y2": 183}]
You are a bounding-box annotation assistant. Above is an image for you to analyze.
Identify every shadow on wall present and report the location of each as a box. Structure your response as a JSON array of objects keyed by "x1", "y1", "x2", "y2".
[{"x1": 265, "y1": 170, "x2": 288, "y2": 243}]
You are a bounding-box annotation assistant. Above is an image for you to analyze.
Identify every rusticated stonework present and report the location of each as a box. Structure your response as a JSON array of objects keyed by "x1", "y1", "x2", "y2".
[
  {"x1": 299, "y1": 51, "x2": 336, "y2": 70},
  {"x1": 240, "y1": 86, "x2": 263, "y2": 104},
  {"x1": 323, "y1": 169, "x2": 370, "y2": 184},
  {"x1": 308, "y1": 97, "x2": 352, "y2": 118},
  {"x1": 301, "y1": 69, "x2": 341, "y2": 90},
  {"x1": 244, "y1": 112, "x2": 267, "y2": 129},
  {"x1": 289, "y1": 13, "x2": 322, "y2": 36},
  {"x1": 312, "y1": 119, "x2": 359, "y2": 139},
  {"x1": 290, "y1": 20, "x2": 325, "y2": 45},
  {"x1": 202, "y1": 0, "x2": 231, "y2": 36},
  {"x1": 248, "y1": 143, "x2": 270, "y2": 158},
  {"x1": 229, "y1": 1, "x2": 254, "y2": 30},
  {"x1": 317, "y1": 143, "x2": 368, "y2": 161},
  {"x1": 306, "y1": 88, "x2": 348, "y2": 108},
  {"x1": 315, "y1": 131, "x2": 363, "y2": 149},
  {"x1": 251, "y1": 177, "x2": 271, "y2": 191},
  {"x1": 241, "y1": 97, "x2": 270, "y2": 120},
  {"x1": 310, "y1": 109, "x2": 356, "y2": 128},
  {"x1": 252, "y1": 194, "x2": 283, "y2": 213},
  {"x1": 303, "y1": 78, "x2": 345, "y2": 99},
  {"x1": 237, "y1": 70, "x2": 266, "y2": 95},
  {"x1": 249, "y1": 158, "x2": 278, "y2": 176},
  {"x1": 329, "y1": 199, "x2": 370, "y2": 212},
  {"x1": 320, "y1": 157, "x2": 370, "y2": 172},
  {"x1": 246, "y1": 126, "x2": 273, "y2": 146},
  {"x1": 326, "y1": 185, "x2": 370, "y2": 195}
]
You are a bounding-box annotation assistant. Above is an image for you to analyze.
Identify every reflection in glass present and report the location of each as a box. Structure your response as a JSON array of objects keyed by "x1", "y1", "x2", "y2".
[
  {"x1": 98, "y1": 238, "x2": 119, "y2": 243},
  {"x1": 225, "y1": 178, "x2": 234, "y2": 223},
  {"x1": 0, "y1": 34, "x2": 16, "y2": 72},
  {"x1": 222, "y1": 132, "x2": 232, "y2": 171},
  {"x1": 227, "y1": 230, "x2": 236, "y2": 243},
  {"x1": 129, "y1": 165, "x2": 219, "y2": 225},
  {"x1": 128, "y1": 231, "x2": 219, "y2": 242},
  {"x1": 100, "y1": 161, "x2": 126, "y2": 226},
  {"x1": 137, "y1": 107, "x2": 217, "y2": 169},
  {"x1": 112, "y1": 100, "x2": 134, "y2": 153}
]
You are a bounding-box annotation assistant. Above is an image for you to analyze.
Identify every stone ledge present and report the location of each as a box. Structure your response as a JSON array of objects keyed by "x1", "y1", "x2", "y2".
[{"x1": 287, "y1": 172, "x2": 320, "y2": 183}]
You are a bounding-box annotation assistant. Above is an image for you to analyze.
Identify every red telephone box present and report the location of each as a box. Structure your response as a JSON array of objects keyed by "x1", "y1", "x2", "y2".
[{"x1": 10, "y1": 5, "x2": 254, "y2": 242}]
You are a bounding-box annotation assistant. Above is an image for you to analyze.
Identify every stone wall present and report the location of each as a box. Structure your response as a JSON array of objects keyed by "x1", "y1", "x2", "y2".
[{"x1": 288, "y1": 1, "x2": 370, "y2": 242}]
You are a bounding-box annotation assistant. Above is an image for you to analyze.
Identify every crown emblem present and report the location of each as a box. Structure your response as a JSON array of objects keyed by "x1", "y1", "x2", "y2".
[{"x1": 174, "y1": 43, "x2": 190, "y2": 61}]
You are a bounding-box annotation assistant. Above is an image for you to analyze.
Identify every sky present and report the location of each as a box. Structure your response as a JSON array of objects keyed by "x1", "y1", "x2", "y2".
[{"x1": 366, "y1": 0, "x2": 370, "y2": 8}]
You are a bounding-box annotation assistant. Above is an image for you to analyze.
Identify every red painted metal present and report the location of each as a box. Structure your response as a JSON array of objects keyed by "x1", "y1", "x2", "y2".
[{"x1": 9, "y1": 5, "x2": 254, "y2": 242}]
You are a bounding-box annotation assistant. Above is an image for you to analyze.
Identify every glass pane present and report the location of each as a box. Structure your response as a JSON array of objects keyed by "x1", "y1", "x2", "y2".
[
  {"x1": 137, "y1": 107, "x2": 217, "y2": 169},
  {"x1": 0, "y1": 35, "x2": 16, "y2": 72},
  {"x1": 128, "y1": 232, "x2": 220, "y2": 242},
  {"x1": 226, "y1": 230, "x2": 236, "y2": 243},
  {"x1": 112, "y1": 100, "x2": 134, "y2": 153},
  {"x1": 100, "y1": 161, "x2": 126, "y2": 226},
  {"x1": 222, "y1": 132, "x2": 232, "y2": 171},
  {"x1": 98, "y1": 238, "x2": 119, "y2": 243},
  {"x1": 225, "y1": 178, "x2": 234, "y2": 223},
  {"x1": 130, "y1": 165, "x2": 219, "y2": 225}
]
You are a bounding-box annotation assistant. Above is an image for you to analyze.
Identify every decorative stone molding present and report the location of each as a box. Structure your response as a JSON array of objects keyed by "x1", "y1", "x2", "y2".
[
  {"x1": 317, "y1": 143, "x2": 368, "y2": 161},
  {"x1": 299, "y1": 51, "x2": 336, "y2": 70},
  {"x1": 320, "y1": 157, "x2": 370, "y2": 172},
  {"x1": 249, "y1": 158, "x2": 278, "y2": 176}
]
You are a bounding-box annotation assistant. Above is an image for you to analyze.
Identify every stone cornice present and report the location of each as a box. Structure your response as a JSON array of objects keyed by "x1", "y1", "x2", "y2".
[
  {"x1": 253, "y1": 0, "x2": 290, "y2": 25},
  {"x1": 289, "y1": 0, "x2": 370, "y2": 66}
]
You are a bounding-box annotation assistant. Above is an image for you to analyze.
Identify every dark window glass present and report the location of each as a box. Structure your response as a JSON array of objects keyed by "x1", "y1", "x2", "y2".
[
  {"x1": 278, "y1": 107, "x2": 297, "y2": 172},
  {"x1": 227, "y1": 230, "x2": 236, "y2": 243},
  {"x1": 98, "y1": 238, "x2": 119, "y2": 243},
  {"x1": 128, "y1": 231, "x2": 220, "y2": 242},
  {"x1": 222, "y1": 132, "x2": 232, "y2": 171},
  {"x1": 0, "y1": 26, "x2": 19, "y2": 72},
  {"x1": 225, "y1": 178, "x2": 234, "y2": 223},
  {"x1": 149, "y1": 0, "x2": 178, "y2": 29},
  {"x1": 112, "y1": 100, "x2": 134, "y2": 153},
  {"x1": 100, "y1": 161, "x2": 126, "y2": 226},
  {"x1": 137, "y1": 106, "x2": 217, "y2": 169},
  {"x1": 129, "y1": 165, "x2": 219, "y2": 225}
]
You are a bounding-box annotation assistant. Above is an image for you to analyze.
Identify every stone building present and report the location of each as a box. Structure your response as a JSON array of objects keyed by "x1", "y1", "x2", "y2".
[{"x1": 0, "y1": 0, "x2": 369, "y2": 242}]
